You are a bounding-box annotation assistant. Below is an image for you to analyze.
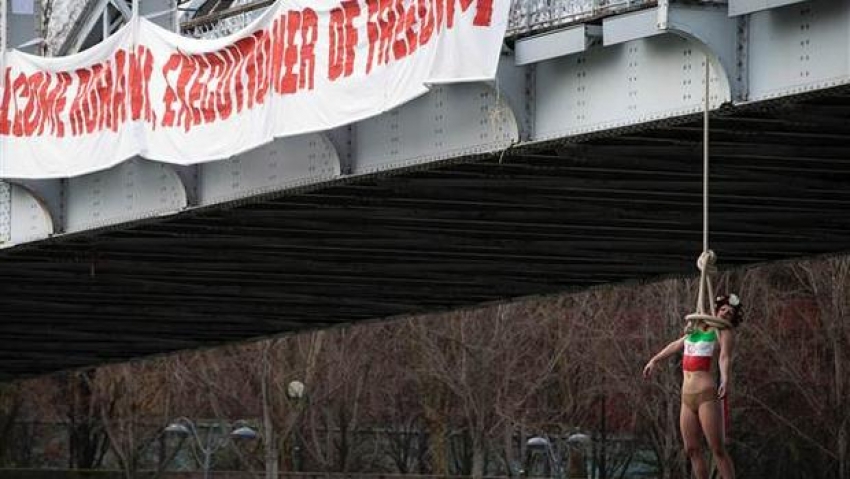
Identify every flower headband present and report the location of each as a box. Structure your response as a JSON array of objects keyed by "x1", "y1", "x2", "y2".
[{"x1": 718, "y1": 293, "x2": 741, "y2": 307}]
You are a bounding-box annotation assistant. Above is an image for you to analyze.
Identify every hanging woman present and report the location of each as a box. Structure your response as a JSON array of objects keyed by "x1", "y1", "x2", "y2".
[{"x1": 642, "y1": 294, "x2": 744, "y2": 479}]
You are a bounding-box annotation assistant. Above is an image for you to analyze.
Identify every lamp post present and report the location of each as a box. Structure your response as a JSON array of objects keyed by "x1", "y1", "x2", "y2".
[
  {"x1": 566, "y1": 432, "x2": 590, "y2": 479},
  {"x1": 287, "y1": 380, "x2": 306, "y2": 471},
  {"x1": 165, "y1": 417, "x2": 259, "y2": 479},
  {"x1": 287, "y1": 380, "x2": 305, "y2": 400},
  {"x1": 525, "y1": 436, "x2": 563, "y2": 479}
]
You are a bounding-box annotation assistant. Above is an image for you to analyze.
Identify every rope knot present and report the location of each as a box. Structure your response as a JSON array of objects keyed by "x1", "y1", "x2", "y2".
[
  {"x1": 685, "y1": 250, "x2": 731, "y2": 332},
  {"x1": 697, "y1": 250, "x2": 717, "y2": 275}
]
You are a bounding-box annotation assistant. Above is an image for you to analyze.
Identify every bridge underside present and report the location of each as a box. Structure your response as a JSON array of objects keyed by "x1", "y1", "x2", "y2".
[{"x1": 2, "y1": 87, "x2": 850, "y2": 381}]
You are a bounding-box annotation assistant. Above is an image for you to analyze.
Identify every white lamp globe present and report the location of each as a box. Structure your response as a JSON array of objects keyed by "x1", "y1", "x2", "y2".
[{"x1": 287, "y1": 380, "x2": 305, "y2": 399}]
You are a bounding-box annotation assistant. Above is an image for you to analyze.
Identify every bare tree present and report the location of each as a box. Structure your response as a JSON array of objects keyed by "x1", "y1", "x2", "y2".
[
  {"x1": 0, "y1": 382, "x2": 24, "y2": 466},
  {"x1": 272, "y1": 331, "x2": 326, "y2": 474},
  {"x1": 407, "y1": 302, "x2": 568, "y2": 479},
  {"x1": 793, "y1": 258, "x2": 850, "y2": 479},
  {"x1": 565, "y1": 279, "x2": 704, "y2": 479},
  {"x1": 10, "y1": 254, "x2": 850, "y2": 479},
  {"x1": 90, "y1": 359, "x2": 176, "y2": 479},
  {"x1": 295, "y1": 326, "x2": 382, "y2": 473},
  {"x1": 369, "y1": 321, "x2": 431, "y2": 474},
  {"x1": 168, "y1": 345, "x2": 265, "y2": 477},
  {"x1": 732, "y1": 259, "x2": 850, "y2": 479},
  {"x1": 47, "y1": 370, "x2": 112, "y2": 470}
]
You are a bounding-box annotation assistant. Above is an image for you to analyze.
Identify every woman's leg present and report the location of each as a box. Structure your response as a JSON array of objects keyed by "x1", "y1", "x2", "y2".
[
  {"x1": 698, "y1": 398, "x2": 735, "y2": 479},
  {"x1": 680, "y1": 401, "x2": 708, "y2": 479}
]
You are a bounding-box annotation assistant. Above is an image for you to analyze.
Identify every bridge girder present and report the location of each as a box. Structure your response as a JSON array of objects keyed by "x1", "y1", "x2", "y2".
[
  {"x1": 4, "y1": 0, "x2": 850, "y2": 380},
  {"x1": 5, "y1": 0, "x2": 844, "y2": 246}
]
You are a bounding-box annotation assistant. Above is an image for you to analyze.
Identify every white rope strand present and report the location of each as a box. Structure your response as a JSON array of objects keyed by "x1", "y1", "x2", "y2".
[
  {"x1": 703, "y1": 55, "x2": 710, "y2": 255},
  {"x1": 686, "y1": 55, "x2": 730, "y2": 331}
]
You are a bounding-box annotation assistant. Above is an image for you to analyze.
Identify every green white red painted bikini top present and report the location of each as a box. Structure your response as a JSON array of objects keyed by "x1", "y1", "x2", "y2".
[{"x1": 683, "y1": 328, "x2": 717, "y2": 372}]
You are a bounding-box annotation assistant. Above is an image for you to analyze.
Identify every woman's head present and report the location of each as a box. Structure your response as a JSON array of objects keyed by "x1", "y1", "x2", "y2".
[{"x1": 716, "y1": 293, "x2": 744, "y2": 327}]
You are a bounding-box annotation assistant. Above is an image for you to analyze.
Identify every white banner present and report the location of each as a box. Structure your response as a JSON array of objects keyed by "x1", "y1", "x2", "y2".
[{"x1": 0, "y1": 0, "x2": 509, "y2": 179}]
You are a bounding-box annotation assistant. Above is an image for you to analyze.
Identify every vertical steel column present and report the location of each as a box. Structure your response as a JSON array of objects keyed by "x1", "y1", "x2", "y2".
[
  {"x1": 0, "y1": 0, "x2": 7, "y2": 244},
  {"x1": 0, "y1": 182, "x2": 10, "y2": 244},
  {"x1": 103, "y1": 2, "x2": 110, "y2": 39},
  {"x1": 0, "y1": 0, "x2": 7, "y2": 54},
  {"x1": 657, "y1": 0, "x2": 669, "y2": 30}
]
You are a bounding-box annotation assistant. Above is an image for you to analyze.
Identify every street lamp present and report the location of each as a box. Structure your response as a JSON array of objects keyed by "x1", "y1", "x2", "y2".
[
  {"x1": 525, "y1": 436, "x2": 563, "y2": 479},
  {"x1": 566, "y1": 432, "x2": 591, "y2": 479},
  {"x1": 287, "y1": 380, "x2": 305, "y2": 400},
  {"x1": 231, "y1": 425, "x2": 260, "y2": 440},
  {"x1": 164, "y1": 417, "x2": 258, "y2": 479},
  {"x1": 286, "y1": 380, "x2": 306, "y2": 471}
]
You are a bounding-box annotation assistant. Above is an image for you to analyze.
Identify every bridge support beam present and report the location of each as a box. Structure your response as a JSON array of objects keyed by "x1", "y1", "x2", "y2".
[
  {"x1": 529, "y1": 33, "x2": 730, "y2": 143},
  {"x1": 730, "y1": 0, "x2": 809, "y2": 16},
  {"x1": 7, "y1": 0, "x2": 850, "y2": 249},
  {"x1": 65, "y1": 159, "x2": 187, "y2": 233},
  {"x1": 350, "y1": 83, "x2": 519, "y2": 175},
  {"x1": 747, "y1": 0, "x2": 850, "y2": 101},
  {"x1": 0, "y1": 181, "x2": 54, "y2": 246},
  {"x1": 515, "y1": 24, "x2": 601, "y2": 66},
  {"x1": 196, "y1": 134, "x2": 341, "y2": 206},
  {"x1": 604, "y1": 2, "x2": 743, "y2": 101},
  {"x1": 3, "y1": 161, "x2": 188, "y2": 242}
]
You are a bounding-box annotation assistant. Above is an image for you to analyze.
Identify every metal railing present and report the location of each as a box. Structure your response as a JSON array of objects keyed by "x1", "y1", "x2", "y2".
[
  {"x1": 181, "y1": 0, "x2": 271, "y2": 38},
  {"x1": 506, "y1": 0, "x2": 656, "y2": 36},
  {"x1": 180, "y1": 0, "x2": 659, "y2": 39}
]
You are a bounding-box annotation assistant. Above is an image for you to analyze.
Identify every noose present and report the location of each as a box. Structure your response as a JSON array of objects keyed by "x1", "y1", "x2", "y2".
[
  {"x1": 683, "y1": 56, "x2": 732, "y2": 334},
  {"x1": 687, "y1": 56, "x2": 734, "y2": 460}
]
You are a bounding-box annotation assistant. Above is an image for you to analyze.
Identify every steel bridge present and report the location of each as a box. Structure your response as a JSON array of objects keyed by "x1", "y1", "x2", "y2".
[{"x1": 2, "y1": 0, "x2": 850, "y2": 380}]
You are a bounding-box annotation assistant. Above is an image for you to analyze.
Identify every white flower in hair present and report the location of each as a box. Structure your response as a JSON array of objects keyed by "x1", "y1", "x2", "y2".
[{"x1": 728, "y1": 294, "x2": 740, "y2": 307}]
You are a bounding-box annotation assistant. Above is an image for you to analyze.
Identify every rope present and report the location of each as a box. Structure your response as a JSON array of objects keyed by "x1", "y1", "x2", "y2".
[
  {"x1": 703, "y1": 53, "x2": 710, "y2": 254},
  {"x1": 685, "y1": 251, "x2": 731, "y2": 331},
  {"x1": 685, "y1": 56, "x2": 731, "y2": 333},
  {"x1": 692, "y1": 59, "x2": 733, "y2": 452}
]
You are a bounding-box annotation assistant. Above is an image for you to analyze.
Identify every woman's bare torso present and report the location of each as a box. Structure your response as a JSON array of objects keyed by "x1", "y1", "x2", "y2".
[{"x1": 681, "y1": 327, "x2": 720, "y2": 394}]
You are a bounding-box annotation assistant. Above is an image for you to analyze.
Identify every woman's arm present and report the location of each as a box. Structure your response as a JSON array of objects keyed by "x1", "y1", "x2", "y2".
[
  {"x1": 718, "y1": 329, "x2": 734, "y2": 398},
  {"x1": 643, "y1": 336, "x2": 685, "y2": 378}
]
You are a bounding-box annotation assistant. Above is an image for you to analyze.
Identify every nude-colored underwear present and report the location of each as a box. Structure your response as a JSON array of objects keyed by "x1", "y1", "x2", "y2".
[{"x1": 682, "y1": 388, "x2": 718, "y2": 413}]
